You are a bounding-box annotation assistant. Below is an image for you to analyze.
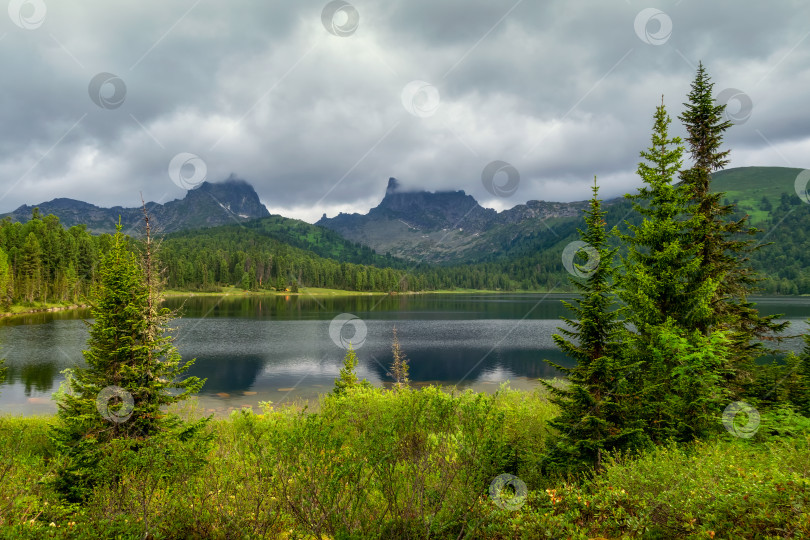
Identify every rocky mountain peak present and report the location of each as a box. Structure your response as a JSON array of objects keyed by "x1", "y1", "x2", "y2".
[
  {"x1": 385, "y1": 177, "x2": 400, "y2": 195},
  {"x1": 1, "y1": 177, "x2": 270, "y2": 234}
]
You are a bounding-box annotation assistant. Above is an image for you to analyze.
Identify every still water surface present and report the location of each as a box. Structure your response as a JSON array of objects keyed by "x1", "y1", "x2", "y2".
[{"x1": 1, "y1": 294, "x2": 809, "y2": 416}]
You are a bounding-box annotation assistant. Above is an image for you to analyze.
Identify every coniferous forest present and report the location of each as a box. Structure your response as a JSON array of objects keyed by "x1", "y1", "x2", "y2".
[{"x1": 2, "y1": 65, "x2": 810, "y2": 539}]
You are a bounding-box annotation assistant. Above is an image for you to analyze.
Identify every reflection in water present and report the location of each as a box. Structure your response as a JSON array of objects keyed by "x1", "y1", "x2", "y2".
[
  {"x1": 185, "y1": 354, "x2": 265, "y2": 395},
  {"x1": 1, "y1": 293, "x2": 809, "y2": 416},
  {"x1": 18, "y1": 363, "x2": 60, "y2": 396}
]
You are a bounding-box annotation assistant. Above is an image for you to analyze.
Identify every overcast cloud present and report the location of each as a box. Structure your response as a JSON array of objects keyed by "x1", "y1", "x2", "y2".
[{"x1": 1, "y1": 0, "x2": 808, "y2": 222}]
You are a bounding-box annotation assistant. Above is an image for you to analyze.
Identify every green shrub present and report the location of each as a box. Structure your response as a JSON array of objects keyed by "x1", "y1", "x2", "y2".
[{"x1": 263, "y1": 384, "x2": 549, "y2": 539}]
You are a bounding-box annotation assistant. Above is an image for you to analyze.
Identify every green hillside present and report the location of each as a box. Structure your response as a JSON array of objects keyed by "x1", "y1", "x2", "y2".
[
  {"x1": 711, "y1": 166, "x2": 805, "y2": 224},
  {"x1": 217, "y1": 215, "x2": 408, "y2": 269}
]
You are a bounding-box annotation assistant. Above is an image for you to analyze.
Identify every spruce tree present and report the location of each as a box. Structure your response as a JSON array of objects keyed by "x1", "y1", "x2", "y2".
[
  {"x1": 618, "y1": 98, "x2": 722, "y2": 442},
  {"x1": 620, "y1": 98, "x2": 729, "y2": 443},
  {"x1": 678, "y1": 63, "x2": 786, "y2": 389},
  {"x1": 332, "y1": 344, "x2": 370, "y2": 395},
  {"x1": 619, "y1": 98, "x2": 714, "y2": 332},
  {"x1": 51, "y1": 217, "x2": 206, "y2": 501},
  {"x1": 542, "y1": 178, "x2": 647, "y2": 474}
]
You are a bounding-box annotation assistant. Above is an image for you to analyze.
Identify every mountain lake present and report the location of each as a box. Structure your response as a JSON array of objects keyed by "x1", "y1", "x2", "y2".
[{"x1": 2, "y1": 293, "x2": 810, "y2": 417}]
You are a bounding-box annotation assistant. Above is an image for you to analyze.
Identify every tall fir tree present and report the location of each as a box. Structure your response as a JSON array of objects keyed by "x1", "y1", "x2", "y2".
[
  {"x1": 543, "y1": 178, "x2": 647, "y2": 474},
  {"x1": 618, "y1": 98, "x2": 727, "y2": 443},
  {"x1": 51, "y1": 215, "x2": 207, "y2": 501},
  {"x1": 619, "y1": 97, "x2": 715, "y2": 333},
  {"x1": 678, "y1": 62, "x2": 786, "y2": 390}
]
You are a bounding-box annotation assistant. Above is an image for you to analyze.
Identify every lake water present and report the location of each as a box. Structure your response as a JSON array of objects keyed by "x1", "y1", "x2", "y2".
[{"x1": 1, "y1": 294, "x2": 809, "y2": 417}]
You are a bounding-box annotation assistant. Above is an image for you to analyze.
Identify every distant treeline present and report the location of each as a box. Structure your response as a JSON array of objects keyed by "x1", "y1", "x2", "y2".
[
  {"x1": 158, "y1": 225, "x2": 522, "y2": 292},
  {"x1": 0, "y1": 211, "x2": 525, "y2": 305},
  {"x1": 0, "y1": 212, "x2": 105, "y2": 309},
  {"x1": 2, "y1": 194, "x2": 809, "y2": 309}
]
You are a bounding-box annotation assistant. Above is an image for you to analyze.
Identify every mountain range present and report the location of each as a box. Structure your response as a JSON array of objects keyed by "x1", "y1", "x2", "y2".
[
  {"x1": 317, "y1": 177, "x2": 593, "y2": 263},
  {"x1": 2, "y1": 166, "x2": 806, "y2": 266}
]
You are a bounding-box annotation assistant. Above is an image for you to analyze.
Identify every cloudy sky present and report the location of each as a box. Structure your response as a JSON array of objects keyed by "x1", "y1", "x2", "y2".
[{"x1": 1, "y1": 0, "x2": 808, "y2": 223}]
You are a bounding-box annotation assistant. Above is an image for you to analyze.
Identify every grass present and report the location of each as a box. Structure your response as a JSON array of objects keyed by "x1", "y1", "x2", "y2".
[{"x1": 1, "y1": 384, "x2": 810, "y2": 538}]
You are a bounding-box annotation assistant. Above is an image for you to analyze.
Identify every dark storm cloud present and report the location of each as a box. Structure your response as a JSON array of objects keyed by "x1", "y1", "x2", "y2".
[{"x1": 1, "y1": 0, "x2": 808, "y2": 222}]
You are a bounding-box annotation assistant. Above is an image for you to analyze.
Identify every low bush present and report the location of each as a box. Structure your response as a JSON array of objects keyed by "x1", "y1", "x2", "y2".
[{"x1": 1, "y1": 389, "x2": 810, "y2": 538}]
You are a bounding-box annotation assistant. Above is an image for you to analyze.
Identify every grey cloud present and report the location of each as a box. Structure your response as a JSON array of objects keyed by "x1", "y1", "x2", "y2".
[{"x1": 1, "y1": 0, "x2": 808, "y2": 221}]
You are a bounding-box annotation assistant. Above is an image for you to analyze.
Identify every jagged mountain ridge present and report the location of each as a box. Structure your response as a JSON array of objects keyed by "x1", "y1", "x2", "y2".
[
  {"x1": 317, "y1": 177, "x2": 593, "y2": 263},
  {"x1": 1, "y1": 178, "x2": 270, "y2": 234},
  {"x1": 317, "y1": 166, "x2": 808, "y2": 264}
]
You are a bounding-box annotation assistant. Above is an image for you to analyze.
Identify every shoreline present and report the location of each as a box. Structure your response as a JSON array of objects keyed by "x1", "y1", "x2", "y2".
[
  {"x1": 0, "y1": 303, "x2": 89, "y2": 319},
  {"x1": 0, "y1": 289, "x2": 564, "y2": 319},
  {"x1": 3, "y1": 289, "x2": 807, "y2": 319}
]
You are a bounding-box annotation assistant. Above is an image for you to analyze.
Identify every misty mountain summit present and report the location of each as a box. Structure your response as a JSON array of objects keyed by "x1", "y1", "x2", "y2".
[{"x1": 1, "y1": 177, "x2": 270, "y2": 235}]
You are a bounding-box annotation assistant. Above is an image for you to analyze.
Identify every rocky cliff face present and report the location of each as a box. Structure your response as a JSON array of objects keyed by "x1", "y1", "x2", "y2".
[{"x1": 1, "y1": 178, "x2": 270, "y2": 234}]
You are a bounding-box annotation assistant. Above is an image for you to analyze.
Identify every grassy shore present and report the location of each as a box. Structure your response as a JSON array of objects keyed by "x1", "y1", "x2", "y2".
[
  {"x1": 163, "y1": 286, "x2": 394, "y2": 297},
  {"x1": 1, "y1": 384, "x2": 809, "y2": 539},
  {"x1": 0, "y1": 301, "x2": 88, "y2": 319}
]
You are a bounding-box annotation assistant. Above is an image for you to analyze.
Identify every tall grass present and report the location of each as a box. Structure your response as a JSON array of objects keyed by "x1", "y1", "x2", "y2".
[{"x1": 1, "y1": 385, "x2": 809, "y2": 538}]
